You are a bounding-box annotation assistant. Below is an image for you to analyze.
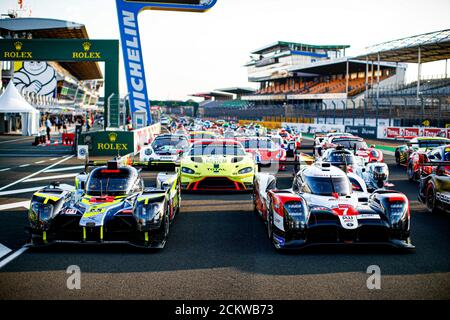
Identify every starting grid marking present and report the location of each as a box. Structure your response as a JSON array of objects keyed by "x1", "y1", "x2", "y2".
[
  {"x1": 0, "y1": 155, "x2": 68, "y2": 173},
  {"x1": 0, "y1": 155, "x2": 74, "y2": 192}
]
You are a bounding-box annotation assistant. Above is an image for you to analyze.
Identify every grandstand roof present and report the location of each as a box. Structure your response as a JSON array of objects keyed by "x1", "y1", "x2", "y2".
[
  {"x1": 215, "y1": 87, "x2": 256, "y2": 95},
  {"x1": 357, "y1": 29, "x2": 450, "y2": 63},
  {"x1": 0, "y1": 17, "x2": 101, "y2": 80},
  {"x1": 190, "y1": 91, "x2": 234, "y2": 100},
  {"x1": 251, "y1": 41, "x2": 350, "y2": 55},
  {"x1": 289, "y1": 58, "x2": 399, "y2": 76}
]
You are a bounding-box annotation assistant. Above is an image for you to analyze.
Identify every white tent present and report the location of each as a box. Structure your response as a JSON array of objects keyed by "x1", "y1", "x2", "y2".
[{"x1": 0, "y1": 81, "x2": 40, "y2": 136}]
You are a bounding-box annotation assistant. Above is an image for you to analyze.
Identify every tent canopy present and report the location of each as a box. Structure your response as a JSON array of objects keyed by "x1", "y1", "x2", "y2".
[{"x1": 0, "y1": 81, "x2": 39, "y2": 113}]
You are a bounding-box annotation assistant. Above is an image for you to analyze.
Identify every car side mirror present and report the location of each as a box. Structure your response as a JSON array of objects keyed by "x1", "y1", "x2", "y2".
[{"x1": 427, "y1": 155, "x2": 436, "y2": 160}]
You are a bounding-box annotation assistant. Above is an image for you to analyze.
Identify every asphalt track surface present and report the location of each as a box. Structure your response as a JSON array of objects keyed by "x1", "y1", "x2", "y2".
[{"x1": 0, "y1": 135, "x2": 449, "y2": 300}]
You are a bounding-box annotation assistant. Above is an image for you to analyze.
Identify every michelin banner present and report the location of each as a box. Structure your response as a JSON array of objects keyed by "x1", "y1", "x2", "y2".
[{"x1": 115, "y1": 0, "x2": 217, "y2": 127}]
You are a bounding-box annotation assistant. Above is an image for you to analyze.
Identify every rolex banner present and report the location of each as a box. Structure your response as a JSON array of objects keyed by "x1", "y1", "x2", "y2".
[{"x1": 79, "y1": 123, "x2": 161, "y2": 156}]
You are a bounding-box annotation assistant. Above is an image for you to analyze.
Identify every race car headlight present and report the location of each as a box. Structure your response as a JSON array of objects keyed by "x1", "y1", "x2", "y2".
[
  {"x1": 181, "y1": 167, "x2": 195, "y2": 174},
  {"x1": 389, "y1": 202, "x2": 408, "y2": 225},
  {"x1": 284, "y1": 202, "x2": 308, "y2": 230},
  {"x1": 238, "y1": 167, "x2": 253, "y2": 175},
  {"x1": 145, "y1": 148, "x2": 153, "y2": 155},
  {"x1": 134, "y1": 202, "x2": 163, "y2": 227},
  {"x1": 31, "y1": 202, "x2": 54, "y2": 223}
]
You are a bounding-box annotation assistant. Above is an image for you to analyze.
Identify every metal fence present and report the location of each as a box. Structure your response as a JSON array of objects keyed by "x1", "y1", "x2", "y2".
[{"x1": 201, "y1": 95, "x2": 450, "y2": 128}]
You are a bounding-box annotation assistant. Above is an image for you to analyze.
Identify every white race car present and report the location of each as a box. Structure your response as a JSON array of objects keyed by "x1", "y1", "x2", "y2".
[
  {"x1": 253, "y1": 162, "x2": 414, "y2": 251},
  {"x1": 140, "y1": 134, "x2": 190, "y2": 163}
]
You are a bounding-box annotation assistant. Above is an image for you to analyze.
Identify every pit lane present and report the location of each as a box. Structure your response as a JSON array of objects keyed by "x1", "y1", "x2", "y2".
[{"x1": 0, "y1": 138, "x2": 449, "y2": 299}]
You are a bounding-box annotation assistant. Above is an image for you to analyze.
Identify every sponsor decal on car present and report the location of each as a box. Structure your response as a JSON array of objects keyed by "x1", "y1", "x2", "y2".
[{"x1": 338, "y1": 215, "x2": 358, "y2": 230}]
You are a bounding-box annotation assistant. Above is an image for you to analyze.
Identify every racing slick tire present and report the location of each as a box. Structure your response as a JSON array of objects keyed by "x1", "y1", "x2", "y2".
[
  {"x1": 395, "y1": 151, "x2": 401, "y2": 166},
  {"x1": 267, "y1": 206, "x2": 274, "y2": 241},
  {"x1": 425, "y1": 183, "x2": 439, "y2": 214},
  {"x1": 155, "y1": 208, "x2": 170, "y2": 243},
  {"x1": 407, "y1": 162, "x2": 418, "y2": 181},
  {"x1": 252, "y1": 189, "x2": 259, "y2": 215}
]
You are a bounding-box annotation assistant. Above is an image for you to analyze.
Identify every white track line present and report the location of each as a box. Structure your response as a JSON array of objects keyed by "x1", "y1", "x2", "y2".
[
  {"x1": 0, "y1": 155, "x2": 74, "y2": 192},
  {"x1": 0, "y1": 168, "x2": 11, "y2": 172},
  {"x1": 0, "y1": 244, "x2": 12, "y2": 260},
  {"x1": 44, "y1": 165, "x2": 84, "y2": 173},
  {"x1": 19, "y1": 164, "x2": 30, "y2": 168},
  {"x1": 0, "y1": 137, "x2": 32, "y2": 145},
  {"x1": 0, "y1": 186, "x2": 44, "y2": 197},
  {"x1": 50, "y1": 158, "x2": 58, "y2": 161},
  {"x1": 0, "y1": 201, "x2": 31, "y2": 211},
  {"x1": 0, "y1": 247, "x2": 28, "y2": 269},
  {"x1": 34, "y1": 160, "x2": 46, "y2": 164},
  {"x1": 24, "y1": 173, "x2": 78, "y2": 183}
]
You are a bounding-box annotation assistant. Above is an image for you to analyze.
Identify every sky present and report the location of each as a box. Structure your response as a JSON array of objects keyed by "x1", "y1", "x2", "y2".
[{"x1": 1, "y1": 0, "x2": 449, "y2": 100}]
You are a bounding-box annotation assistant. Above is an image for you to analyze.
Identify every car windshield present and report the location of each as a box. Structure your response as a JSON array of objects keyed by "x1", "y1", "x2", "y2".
[
  {"x1": 152, "y1": 137, "x2": 188, "y2": 151},
  {"x1": 416, "y1": 140, "x2": 449, "y2": 148},
  {"x1": 189, "y1": 143, "x2": 246, "y2": 156},
  {"x1": 327, "y1": 152, "x2": 355, "y2": 164},
  {"x1": 243, "y1": 140, "x2": 276, "y2": 150},
  {"x1": 304, "y1": 176, "x2": 351, "y2": 196},
  {"x1": 86, "y1": 168, "x2": 134, "y2": 196},
  {"x1": 333, "y1": 139, "x2": 367, "y2": 150},
  {"x1": 190, "y1": 133, "x2": 216, "y2": 140}
]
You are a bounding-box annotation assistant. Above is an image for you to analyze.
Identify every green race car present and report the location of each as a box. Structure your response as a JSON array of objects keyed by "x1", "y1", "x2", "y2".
[
  {"x1": 180, "y1": 139, "x2": 257, "y2": 191},
  {"x1": 395, "y1": 137, "x2": 450, "y2": 166}
]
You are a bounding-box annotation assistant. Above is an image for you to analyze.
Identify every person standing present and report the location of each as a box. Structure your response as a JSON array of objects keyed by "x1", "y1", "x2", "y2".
[{"x1": 45, "y1": 117, "x2": 52, "y2": 141}]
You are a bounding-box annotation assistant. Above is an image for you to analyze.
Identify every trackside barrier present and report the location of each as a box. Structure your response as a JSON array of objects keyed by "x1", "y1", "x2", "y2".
[
  {"x1": 378, "y1": 126, "x2": 450, "y2": 140},
  {"x1": 238, "y1": 120, "x2": 283, "y2": 129}
]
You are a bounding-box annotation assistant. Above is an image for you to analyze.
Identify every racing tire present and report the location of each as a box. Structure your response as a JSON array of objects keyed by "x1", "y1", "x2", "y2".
[
  {"x1": 426, "y1": 184, "x2": 439, "y2": 214},
  {"x1": 156, "y1": 209, "x2": 170, "y2": 242},
  {"x1": 267, "y1": 208, "x2": 274, "y2": 241},
  {"x1": 395, "y1": 151, "x2": 401, "y2": 166},
  {"x1": 407, "y1": 162, "x2": 418, "y2": 181},
  {"x1": 252, "y1": 189, "x2": 258, "y2": 215}
]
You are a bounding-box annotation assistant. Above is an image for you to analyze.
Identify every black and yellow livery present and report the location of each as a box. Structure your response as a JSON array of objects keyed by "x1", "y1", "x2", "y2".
[{"x1": 27, "y1": 160, "x2": 181, "y2": 249}]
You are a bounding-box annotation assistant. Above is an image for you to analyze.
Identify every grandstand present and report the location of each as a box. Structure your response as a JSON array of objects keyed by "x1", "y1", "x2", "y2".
[{"x1": 242, "y1": 41, "x2": 405, "y2": 105}]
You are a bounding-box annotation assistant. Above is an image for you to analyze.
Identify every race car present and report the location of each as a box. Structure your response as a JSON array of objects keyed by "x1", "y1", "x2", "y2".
[
  {"x1": 188, "y1": 131, "x2": 220, "y2": 143},
  {"x1": 314, "y1": 134, "x2": 363, "y2": 157},
  {"x1": 355, "y1": 147, "x2": 384, "y2": 163},
  {"x1": 180, "y1": 139, "x2": 257, "y2": 191},
  {"x1": 253, "y1": 162, "x2": 414, "y2": 251},
  {"x1": 406, "y1": 144, "x2": 450, "y2": 181},
  {"x1": 238, "y1": 137, "x2": 287, "y2": 171},
  {"x1": 354, "y1": 160, "x2": 393, "y2": 192},
  {"x1": 318, "y1": 147, "x2": 363, "y2": 173},
  {"x1": 395, "y1": 137, "x2": 450, "y2": 166},
  {"x1": 26, "y1": 160, "x2": 181, "y2": 249},
  {"x1": 140, "y1": 134, "x2": 190, "y2": 165},
  {"x1": 418, "y1": 156, "x2": 450, "y2": 213}
]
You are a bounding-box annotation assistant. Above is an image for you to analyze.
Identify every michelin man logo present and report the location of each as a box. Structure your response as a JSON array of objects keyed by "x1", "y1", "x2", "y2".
[{"x1": 13, "y1": 61, "x2": 57, "y2": 97}]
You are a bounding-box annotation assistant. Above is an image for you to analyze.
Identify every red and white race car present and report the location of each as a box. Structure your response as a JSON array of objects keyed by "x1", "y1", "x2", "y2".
[
  {"x1": 238, "y1": 137, "x2": 287, "y2": 171},
  {"x1": 355, "y1": 147, "x2": 384, "y2": 163},
  {"x1": 253, "y1": 162, "x2": 414, "y2": 251}
]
